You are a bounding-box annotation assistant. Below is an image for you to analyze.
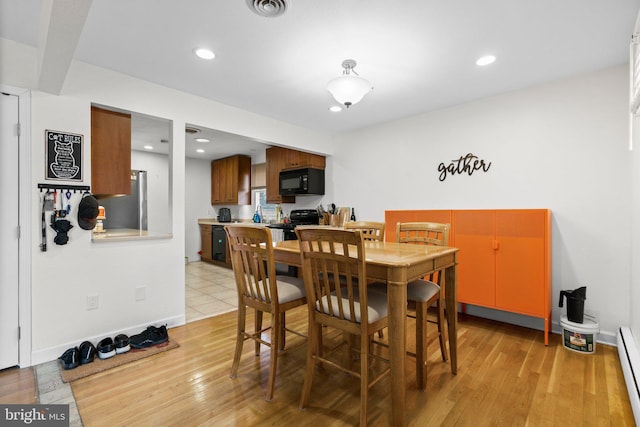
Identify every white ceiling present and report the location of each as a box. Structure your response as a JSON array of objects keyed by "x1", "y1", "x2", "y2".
[{"x1": 1, "y1": 0, "x2": 639, "y2": 158}]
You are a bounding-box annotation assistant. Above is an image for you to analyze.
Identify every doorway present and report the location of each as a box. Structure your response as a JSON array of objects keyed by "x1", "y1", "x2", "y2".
[
  {"x1": 0, "y1": 85, "x2": 31, "y2": 368},
  {"x1": 0, "y1": 92, "x2": 20, "y2": 369}
]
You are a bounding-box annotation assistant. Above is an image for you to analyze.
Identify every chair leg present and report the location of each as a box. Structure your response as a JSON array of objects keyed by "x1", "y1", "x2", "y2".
[
  {"x1": 266, "y1": 309, "x2": 280, "y2": 401},
  {"x1": 360, "y1": 332, "x2": 369, "y2": 427},
  {"x1": 278, "y1": 312, "x2": 286, "y2": 351},
  {"x1": 300, "y1": 322, "x2": 319, "y2": 409},
  {"x1": 436, "y1": 300, "x2": 448, "y2": 362},
  {"x1": 255, "y1": 309, "x2": 263, "y2": 356},
  {"x1": 415, "y1": 301, "x2": 428, "y2": 391},
  {"x1": 230, "y1": 304, "x2": 246, "y2": 379}
]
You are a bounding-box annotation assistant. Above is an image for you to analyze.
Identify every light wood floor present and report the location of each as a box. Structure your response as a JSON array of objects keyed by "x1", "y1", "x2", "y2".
[
  {"x1": 2, "y1": 310, "x2": 634, "y2": 426},
  {"x1": 0, "y1": 365, "x2": 37, "y2": 404}
]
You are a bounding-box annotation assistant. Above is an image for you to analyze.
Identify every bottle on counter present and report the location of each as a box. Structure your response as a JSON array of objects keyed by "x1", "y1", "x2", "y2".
[
  {"x1": 253, "y1": 206, "x2": 261, "y2": 223},
  {"x1": 350, "y1": 208, "x2": 356, "y2": 222}
]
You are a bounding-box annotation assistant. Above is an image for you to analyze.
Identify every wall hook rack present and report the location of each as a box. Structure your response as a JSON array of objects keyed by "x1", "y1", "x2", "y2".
[{"x1": 37, "y1": 183, "x2": 90, "y2": 193}]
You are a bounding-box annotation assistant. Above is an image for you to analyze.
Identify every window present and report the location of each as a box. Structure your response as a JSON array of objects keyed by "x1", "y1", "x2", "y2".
[{"x1": 253, "y1": 188, "x2": 276, "y2": 222}]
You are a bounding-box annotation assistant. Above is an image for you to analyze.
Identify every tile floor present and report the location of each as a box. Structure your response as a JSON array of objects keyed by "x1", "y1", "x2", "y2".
[
  {"x1": 35, "y1": 361, "x2": 82, "y2": 426},
  {"x1": 185, "y1": 261, "x2": 238, "y2": 322}
]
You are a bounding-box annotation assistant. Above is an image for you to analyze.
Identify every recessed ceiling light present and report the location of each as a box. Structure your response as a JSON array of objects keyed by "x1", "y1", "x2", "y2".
[
  {"x1": 196, "y1": 149, "x2": 205, "y2": 153},
  {"x1": 194, "y1": 48, "x2": 215, "y2": 60},
  {"x1": 195, "y1": 138, "x2": 210, "y2": 143},
  {"x1": 329, "y1": 106, "x2": 342, "y2": 113},
  {"x1": 476, "y1": 55, "x2": 496, "y2": 66},
  {"x1": 144, "y1": 145, "x2": 154, "y2": 150}
]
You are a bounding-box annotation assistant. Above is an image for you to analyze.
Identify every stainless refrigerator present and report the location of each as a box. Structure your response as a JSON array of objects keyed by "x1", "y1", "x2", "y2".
[{"x1": 99, "y1": 170, "x2": 148, "y2": 230}]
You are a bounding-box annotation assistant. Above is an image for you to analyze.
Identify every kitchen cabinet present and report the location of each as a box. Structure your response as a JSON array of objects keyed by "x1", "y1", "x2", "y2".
[
  {"x1": 91, "y1": 106, "x2": 131, "y2": 195},
  {"x1": 265, "y1": 146, "x2": 326, "y2": 204},
  {"x1": 211, "y1": 155, "x2": 251, "y2": 205},
  {"x1": 200, "y1": 224, "x2": 213, "y2": 262},
  {"x1": 282, "y1": 148, "x2": 326, "y2": 170},
  {"x1": 384, "y1": 208, "x2": 552, "y2": 344}
]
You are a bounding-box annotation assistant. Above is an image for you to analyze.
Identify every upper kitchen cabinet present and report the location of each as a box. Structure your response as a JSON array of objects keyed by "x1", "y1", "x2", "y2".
[
  {"x1": 211, "y1": 155, "x2": 251, "y2": 205},
  {"x1": 265, "y1": 146, "x2": 326, "y2": 204},
  {"x1": 283, "y1": 148, "x2": 326, "y2": 170},
  {"x1": 91, "y1": 106, "x2": 132, "y2": 195}
]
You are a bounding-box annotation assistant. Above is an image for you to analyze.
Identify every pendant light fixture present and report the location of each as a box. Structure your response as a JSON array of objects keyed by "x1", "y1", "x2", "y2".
[{"x1": 327, "y1": 59, "x2": 373, "y2": 108}]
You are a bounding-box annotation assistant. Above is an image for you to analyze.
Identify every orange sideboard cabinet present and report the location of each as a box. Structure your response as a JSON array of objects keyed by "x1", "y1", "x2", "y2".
[{"x1": 385, "y1": 209, "x2": 552, "y2": 345}]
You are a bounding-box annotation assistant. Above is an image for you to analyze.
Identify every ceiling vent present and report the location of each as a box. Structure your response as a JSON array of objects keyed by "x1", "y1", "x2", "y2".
[
  {"x1": 247, "y1": 0, "x2": 288, "y2": 18},
  {"x1": 185, "y1": 126, "x2": 200, "y2": 134}
]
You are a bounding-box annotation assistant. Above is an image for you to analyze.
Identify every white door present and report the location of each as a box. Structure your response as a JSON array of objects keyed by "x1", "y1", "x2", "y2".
[{"x1": 0, "y1": 93, "x2": 20, "y2": 369}]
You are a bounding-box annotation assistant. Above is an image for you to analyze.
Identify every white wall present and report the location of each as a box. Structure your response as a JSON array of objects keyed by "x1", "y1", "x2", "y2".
[
  {"x1": 329, "y1": 66, "x2": 631, "y2": 342},
  {"x1": 185, "y1": 157, "x2": 213, "y2": 262}
]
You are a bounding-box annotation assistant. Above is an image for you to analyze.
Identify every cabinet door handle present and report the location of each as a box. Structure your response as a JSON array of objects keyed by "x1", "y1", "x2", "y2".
[{"x1": 492, "y1": 240, "x2": 499, "y2": 250}]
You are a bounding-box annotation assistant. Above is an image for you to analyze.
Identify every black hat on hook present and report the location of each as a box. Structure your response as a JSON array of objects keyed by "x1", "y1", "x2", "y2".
[{"x1": 77, "y1": 193, "x2": 99, "y2": 230}]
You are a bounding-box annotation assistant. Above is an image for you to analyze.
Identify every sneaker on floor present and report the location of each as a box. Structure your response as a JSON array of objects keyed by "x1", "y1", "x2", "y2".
[
  {"x1": 79, "y1": 341, "x2": 97, "y2": 365},
  {"x1": 97, "y1": 337, "x2": 116, "y2": 359},
  {"x1": 129, "y1": 325, "x2": 168, "y2": 349},
  {"x1": 114, "y1": 334, "x2": 130, "y2": 354},
  {"x1": 59, "y1": 347, "x2": 79, "y2": 370}
]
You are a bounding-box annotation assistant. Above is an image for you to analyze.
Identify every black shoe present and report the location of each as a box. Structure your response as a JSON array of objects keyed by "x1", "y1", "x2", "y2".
[
  {"x1": 97, "y1": 337, "x2": 116, "y2": 359},
  {"x1": 79, "y1": 341, "x2": 97, "y2": 365},
  {"x1": 59, "y1": 347, "x2": 79, "y2": 370},
  {"x1": 114, "y1": 334, "x2": 130, "y2": 354},
  {"x1": 129, "y1": 325, "x2": 168, "y2": 349}
]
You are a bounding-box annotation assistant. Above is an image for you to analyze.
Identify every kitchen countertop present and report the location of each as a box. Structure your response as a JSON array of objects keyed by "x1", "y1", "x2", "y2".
[
  {"x1": 198, "y1": 218, "x2": 256, "y2": 225},
  {"x1": 92, "y1": 228, "x2": 173, "y2": 242}
]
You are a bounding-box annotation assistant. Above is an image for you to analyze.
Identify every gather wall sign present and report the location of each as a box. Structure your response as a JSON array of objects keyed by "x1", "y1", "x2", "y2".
[{"x1": 437, "y1": 152, "x2": 491, "y2": 182}]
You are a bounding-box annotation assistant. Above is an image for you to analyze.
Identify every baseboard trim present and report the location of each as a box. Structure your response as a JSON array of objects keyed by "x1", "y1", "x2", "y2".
[
  {"x1": 30, "y1": 315, "x2": 185, "y2": 366},
  {"x1": 618, "y1": 326, "x2": 640, "y2": 424}
]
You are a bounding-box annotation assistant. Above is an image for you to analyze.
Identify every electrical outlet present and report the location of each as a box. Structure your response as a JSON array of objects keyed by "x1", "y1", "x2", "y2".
[
  {"x1": 135, "y1": 286, "x2": 146, "y2": 301},
  {"x1": 87, "y1": 295, "x2": 99, "y2": 310}
]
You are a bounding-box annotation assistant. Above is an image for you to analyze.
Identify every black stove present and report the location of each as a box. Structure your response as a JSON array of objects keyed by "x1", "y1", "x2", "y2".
[
  {"x1": 268, "y1": 209, "x2": 320, "y2": 232},
  {"x1": 289, "y1": 209, "x2": 321, "y2": 225},
  {"x1": 268, "y1": 209, "x2": 319, "y2": 277}
]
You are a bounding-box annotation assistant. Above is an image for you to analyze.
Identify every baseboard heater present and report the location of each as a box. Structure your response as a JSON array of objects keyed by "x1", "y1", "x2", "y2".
[{"x1": 618, "y1": 326, "x2": 640, "y2": 423}]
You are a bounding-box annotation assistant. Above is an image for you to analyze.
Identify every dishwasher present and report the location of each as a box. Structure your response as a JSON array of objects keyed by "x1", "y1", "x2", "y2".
[{"x1": 211, "y1": 225, "x2": 227, "y2": 262}]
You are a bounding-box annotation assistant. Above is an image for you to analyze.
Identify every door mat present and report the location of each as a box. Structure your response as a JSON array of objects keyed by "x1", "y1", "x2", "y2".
[{"x1": 59, "y1": 340, "x2": 179, "y2": 383}]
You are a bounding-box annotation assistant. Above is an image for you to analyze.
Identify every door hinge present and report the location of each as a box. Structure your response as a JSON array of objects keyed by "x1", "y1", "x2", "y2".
[
  {"x1": 17, "y1": 225, "x2": 20, "y2": 239},
  {"x1": 16, "y1": 122, "x2": 21, "y2": 137},
  {"x1": 18, "y1": 326, "x2": 21, "y2": 340}
]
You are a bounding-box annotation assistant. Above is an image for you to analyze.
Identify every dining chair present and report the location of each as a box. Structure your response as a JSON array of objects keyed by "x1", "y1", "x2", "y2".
[
  {"x1": 296, "y1": 226, "x2": 389, "y2": 427},
  {"x1": 371, "y1": 221, "x2": 450, "y2": 390},
  {"x1": 344, "y1": 220, "x2": 386, "y2": 339},
  {"x1": 225, "y1": 224, "x2": 307, "y2": 401},
  {"x1": 344, "y1": 220, "x2": 386, "y2": 241}
]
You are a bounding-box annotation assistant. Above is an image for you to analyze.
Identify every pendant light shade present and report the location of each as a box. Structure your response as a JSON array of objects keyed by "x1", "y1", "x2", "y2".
[{"x1": 327, "y1": 59, "x2": 373, "y2": 108}]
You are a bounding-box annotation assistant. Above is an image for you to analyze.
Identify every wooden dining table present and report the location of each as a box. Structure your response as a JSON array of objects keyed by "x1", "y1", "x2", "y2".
[{"x1": 273, "y1": 239, "x2": 459, "y2": 426}]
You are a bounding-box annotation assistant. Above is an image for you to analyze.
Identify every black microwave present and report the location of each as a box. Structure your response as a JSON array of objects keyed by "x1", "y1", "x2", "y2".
[{"x1": 279, "y1": 167, "x2": 325, "y2": 196}]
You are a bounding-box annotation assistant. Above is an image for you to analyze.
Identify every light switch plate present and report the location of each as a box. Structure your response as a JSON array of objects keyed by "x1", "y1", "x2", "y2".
[
  {"x1": 87, "y1": 295, "x2": 99, "y2": 310},
  {"x1": 135, "y1": 286, "x2": 146, "y2": 301}
]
